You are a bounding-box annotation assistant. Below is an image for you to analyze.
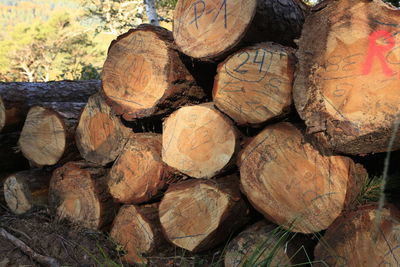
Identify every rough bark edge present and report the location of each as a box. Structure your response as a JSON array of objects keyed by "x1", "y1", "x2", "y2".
[
  {"x1": 293, "y1": 0, "x2": 400, "y2": 155},
  {"x1": 101, "y1": 24, "x2": 206, "y2": 121}
]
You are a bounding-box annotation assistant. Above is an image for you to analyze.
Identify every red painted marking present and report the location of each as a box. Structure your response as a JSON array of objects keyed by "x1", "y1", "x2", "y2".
[{"x1": 362, "y1": 30, "x2": 395, "y2": 76}]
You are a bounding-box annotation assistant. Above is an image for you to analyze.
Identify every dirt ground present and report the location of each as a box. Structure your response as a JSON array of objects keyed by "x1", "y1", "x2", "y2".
[
  {"x1": 0, "y1": 205, "x2": 123, "y2": 266},
  {"x1": 0, "y1": 204, "x2": 224, "y2": 267}
]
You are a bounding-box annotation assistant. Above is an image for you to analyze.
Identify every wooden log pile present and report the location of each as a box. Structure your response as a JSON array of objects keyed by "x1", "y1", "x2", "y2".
[{"x1": 2, "y1": 0, "x2": 400, "y2": 265}]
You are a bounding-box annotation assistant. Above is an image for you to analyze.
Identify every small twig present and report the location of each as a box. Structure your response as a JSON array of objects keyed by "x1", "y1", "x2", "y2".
[{"x1": 0, "y1": 228, "x2": 61, "y2": 267}]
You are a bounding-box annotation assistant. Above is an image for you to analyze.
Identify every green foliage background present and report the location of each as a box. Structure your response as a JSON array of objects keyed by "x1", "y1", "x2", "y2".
[{"x1": 0, "y1": 0, "x2": 175, "y2": 82}]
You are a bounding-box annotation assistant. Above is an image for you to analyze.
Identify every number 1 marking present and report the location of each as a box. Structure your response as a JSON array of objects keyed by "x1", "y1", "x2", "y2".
[{"x1": 213, "y1": 0, "x2": 228, "y2": 29}]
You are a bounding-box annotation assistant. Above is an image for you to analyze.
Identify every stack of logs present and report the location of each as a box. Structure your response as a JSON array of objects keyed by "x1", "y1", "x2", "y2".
[{"x1": 2, "y1": 0, "x2": 400, "y2": 265}]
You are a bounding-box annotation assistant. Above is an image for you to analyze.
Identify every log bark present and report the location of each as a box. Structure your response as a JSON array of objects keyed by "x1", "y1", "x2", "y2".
[
  {"x1": 213, "y1": 42, "x2": 295, "y2": 125},
  {"x1": 0, "y1": 132, "x2": 29, "y2": 172},
  {"x1": 110, "y1": 204, "x2": 166, "y2": 265},
  {"x1": 49, "y1": 161, "x2": 116, "y2": 230},
  {"x1": 0, "y1": 80, "x2": 100, "y2": 133},
  {"x1": 3, "y1": 169, "x2": 51, "y2": 214},
  {"x1": 159, "y1": 175, "x2": 249, "y2": 252},
  {"x1": 101, "y1": 24, "x2": 206, "y2": 121},
  {"x1": 75, "y1": 93, "x2": 131, "y2": 166},
  {"x1": 314, "y1": 204, "x2": 400, "y2": 267},
  {"x1": 162, "y1": 103, "x2": 239, "y2": 179},
  {"x1": 225, "y1": 220, "x2": 316, "y2": 266},
  {"x1": 225, "y1": 221, "x2": 294, "y2": 266},
  {"x1": 173, "y1": 0, "x2": 305, "y2": 60},
  {"x1": 238, "y1": 122, "x2": 367, "y2": 233},
  {"x1": 18, "y1": 103, "x2": 84, "y2": 167},
  {"x1": 293, "y1": 0, "x2": 400, "y2": 155},
  {"x1": 108, "y1": 133, "x2": 176, "y2": 204}
]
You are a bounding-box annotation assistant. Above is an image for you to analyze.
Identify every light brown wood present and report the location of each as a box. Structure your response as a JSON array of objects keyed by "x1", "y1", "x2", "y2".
[
  {"x1": 293, "y1": 0, "x2": 400, "y2": 155},
  {"x1": 173, "y1": 0, "x2": 305, "y2": 60},
  {"x1": 75, "y1": 93, "x2": 131, "y2": 166},
  {"x1": 0, "y1": 132, "x2": 29, "y2": 172},
  {"x1": 159, "y1": 175, "x2": 249, "y2": 252},
  {"x1": 314, "y1": 204, "x2": 400, "y2": 267},
  {"x1": 162, "y1": 103, "x2": 239, "y2": 178},
  {"x1": 213, "y1": 42, "x2": 295, "y2": 125},
  {"x1": 110, "y1": 204, "x2": 166, "y2": 265},
  {"x1": 0, "y1": 80, "x2": 100, "y2": 133},
  {"x1": 108, "y1": 133, "x2": 176, "y2": 204},
  {"x1": 224, "y1": 221, "x2": 291, "y2": 267},
  {"x1": 18, "y1": 103, "x2": 84, "y2": 167},
  {"x1": 101, "y1": 24, "x2": 205, "y2": 121},
  {"x1": 49, "y1": 161, "x2": 116, "y2": 230},
  {"x1": 238, "y1": 122, "x2": 367, "y2": 233},
  {"x1": 3, "y1": 169, "x2": 51, "y2": 214}
]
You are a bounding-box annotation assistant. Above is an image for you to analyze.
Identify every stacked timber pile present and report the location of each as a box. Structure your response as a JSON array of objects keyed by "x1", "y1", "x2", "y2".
[{"x1": 2, "y1": 0, "x2": 400, "y2": 265}]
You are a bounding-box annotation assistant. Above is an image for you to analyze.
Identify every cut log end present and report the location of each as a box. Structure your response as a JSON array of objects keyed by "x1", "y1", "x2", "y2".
[
  {"x1": 213, "y1": 43, "x2": 295, "y2": 125},
  {"x1": 314, "y1": 204, "x2": 400, "y2": 266},
  {"x1": 108, "y1": 133, "x2": 173, "y2": 204},
  {"x1": 75, "y1": 93, "x2": 131, "y2": 166},
  {"x1": 224, "y1": 221, "x2": 291, "y2": 267},
  {"x1": 162, "y1": 103, "x2": 238, "y2": 178},
  {"x1": 293, "y1": 0, "x2": 400, "y2": 154},
  {"x1": 102, "y1": 25, "x2": 204, "y2": 120},
  {"x1": 19, "y1": 106, "x2": 66, "y2": 166},
  {"x1": 238, "y1": 122, "x2": 366, "y2": 233},
  {"x1": 159, "y1": 176, "x2": 249, "y2": 252},
  {"x1": 110, "y1": 204, "x2": 165, "y2": 265},
  {"x1": 173, "y1": 0, "x2": 257, "y2": 59},
  {"x1": 49, "y1": 161, "x2": 115, "y2": 230},
  {"x1": 3, "y1": 170, "x2": 51, "y2": 214},
  {"x1": 102, "y1": 29, "x2": 169, "y2": 117}
]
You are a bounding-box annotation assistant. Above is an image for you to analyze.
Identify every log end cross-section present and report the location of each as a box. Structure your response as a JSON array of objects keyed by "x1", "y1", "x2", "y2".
[
  {"x1": 293, "y1": 0, "x2": 400, "y2": 154},
  {"x1": 102, "y1": 24, "x2": 205, "y2": 121},
  {"x1": 238, "y1": 122, "x2": 367, "y2": 233},
  {"x1": 162, "y1": 103, "x2": 238, "y2": 178},
  {"x1": 213, "y1": 42, "x2": 295, "y2": 125}
]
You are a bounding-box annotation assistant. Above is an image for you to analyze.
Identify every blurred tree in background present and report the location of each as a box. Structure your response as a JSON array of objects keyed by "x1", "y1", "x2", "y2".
[
  {"x1": 81, "y1": 0, "x2": 145, "y2": 35},
  {"x1": 0, "y1": 12, "x2": 102, "y2": 82},
  {"x1": 0, "y1": 0, "x2": 177, "y2": 82}
]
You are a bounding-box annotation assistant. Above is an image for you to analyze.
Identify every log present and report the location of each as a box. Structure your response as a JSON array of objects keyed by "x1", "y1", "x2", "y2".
[
  {"x1": 213, "y1": 42, "x2": 295, "y2": 125},
  {"x1": 238, "y1": 122, "x2": 367, "y2": 233},
  {"x1": 293, "y1": 0, "x2": 400, "y2": 155},
  {"x1": 173, "y1": 0, "x2": 305, "y2": 60},
  {"x1": 0, "y1": 132, "x2": 29, "y2": 172},
  {"x1": 225, "y1": 220, "x2": 316, "y2": 266},
  {"x1": 162, "y1": 103, "x2": 239, "y2": 178},
  {"x1": 18, "y1": 103, "x2": 84, "y2": 167},
  {"x1": 49, "y1": 161, "x2": 116, "y2": 230},
  {"x1": 314, "y1": 204, "x2": 400, "y2": 266},
  {"x1": 0, "y1": 80, "x2": 100, "y2": 133},
  {"x1": 225, "y1": 221, "x2": 290, "y2": 267},
  {"x1": 108, "y1": 133, "x2": 175, "y2": 204},
  {"x1": 159, "y1": 175, "x2": 249, "y2": 252},
  {"x1": 110, "y1": 204, "x2": 166, "y2": 265},
  {"x1": 101, "y1": 24, "x2": 206, "y2": 121},
  {"x1": 3, "y1": 169, "x2": 51, "y2": 214},
  {"x1": 75, "y1": 93, "x2": 131, "y2": 166}
]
